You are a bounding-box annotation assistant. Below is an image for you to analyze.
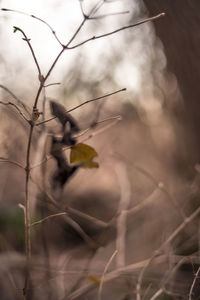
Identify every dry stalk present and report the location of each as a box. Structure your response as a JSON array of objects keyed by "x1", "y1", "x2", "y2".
[
  {"x1": 189, "y1": 265, "x2": 200, "y2": 299},
  {"x1": 115, "y1": 162, "x2": 131, "y2": 268},
  {"x1": 98, "y1": 250, "x2": 118, "y2": 300},
  {"x1": 136, "y1": 205, "x2": 200, "y2": 300}
]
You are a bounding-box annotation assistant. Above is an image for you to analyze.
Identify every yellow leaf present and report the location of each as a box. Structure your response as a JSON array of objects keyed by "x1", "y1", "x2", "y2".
[
  {"x1": 70, "y1": 143, "x2": 99, "y2": 168},
  {"x1": 86, "y1": 274, "x2": 100, "y2": 285}
]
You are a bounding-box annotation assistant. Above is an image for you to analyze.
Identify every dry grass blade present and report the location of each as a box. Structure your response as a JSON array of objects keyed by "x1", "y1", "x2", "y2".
[{"x1": 98, "y1": 250, "x2": 118, "y2": 300}]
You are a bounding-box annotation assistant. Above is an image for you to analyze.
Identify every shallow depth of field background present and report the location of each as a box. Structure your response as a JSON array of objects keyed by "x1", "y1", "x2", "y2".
[{"x1": 0, "y1": 0, "x2": 200, "y2": 299}]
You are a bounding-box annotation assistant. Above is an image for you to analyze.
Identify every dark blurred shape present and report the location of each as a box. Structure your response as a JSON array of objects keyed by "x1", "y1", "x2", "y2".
[
  {"x1": 143, "y1": 0, "x2": 200, "y2": 159},
  {"x1": 50, "y1": 137, "x2": 80, "y2": 189},
  {"x1": 50, "y1": 100, "x2": 80, "y2": 133},
  {"x1": 50, "y1": 100, "x2": 81, "y2": 190}
]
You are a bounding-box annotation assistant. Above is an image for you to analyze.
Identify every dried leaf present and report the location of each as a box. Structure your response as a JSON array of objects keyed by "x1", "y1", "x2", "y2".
[
  {"x1": 86, "y1": 274, "x2": 100, "y2": 285},
  {"x1": 70, "y1": 143, "x2": 99, "y2": 168}
]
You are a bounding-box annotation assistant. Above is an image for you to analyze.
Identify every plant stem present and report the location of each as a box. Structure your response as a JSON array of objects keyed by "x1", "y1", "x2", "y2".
[{"x1": 23, "y1": 123, "x2": 34, "y2": 297}]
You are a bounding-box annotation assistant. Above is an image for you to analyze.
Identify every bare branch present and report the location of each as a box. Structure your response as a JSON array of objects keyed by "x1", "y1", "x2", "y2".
[
  {"x1": 68, "y1": 88, "x2": 126, "y2": 113},
  {"x1": 13, "y1": 26, "x2": 42, "y2": 78},
  {"x1": 0, "y1": 157, "x2": 24, "y2": 169},
  {"x1": 68, "y1": 254, "x2": 187, "y2": 299},
  {"x1": 0, "y1": 84, "x2": 30, "y2": 116},
  {"x1": 189, "y1": 265, "x2": 200, "y2": 300},
  {"x1": 31, "y1": 212, "x2": 67, "y2": 227},
  {"x1": 36, "y1": 88, "x2": 126, "y2": 126},
  {"x1": 0, "y1": 101, "x2": 29, "y2": 123},
  {"x1": 89, "y1": 10, "x2": 130, "y2": 20},
  {"x1": 89, "y1": 0, "x2": 104, "y2": 17},
  {"x1": 98, "y1": 250, "x2": 118, "y2": 300},
  {"x1": 115, "y1": 162, "x2": 131, "y2": 268},
  {"x1": 67, "y1": 13, "x2": 165, "y2": 49},
  {"x1": 115, "y1": 153, "x2": 186, "y2": 220},
  {"x1": 136, "y1": 205, "x2": 200, "y2": 300},
  {"x1": 43, "y1": 82, "x2": 61, "y2": 88},
  {"x1": 79, "y1": 0, "x2": 86, "y2": 18},
  {"x1": 30, "y1": 176, "x2": 106, "y2": 245},
  {"x1": 150, "y1": 289, "x2": 163, "y2": 300},
  {"x1": 1, "y1": 8, "x2": 63, "y2": 46}
]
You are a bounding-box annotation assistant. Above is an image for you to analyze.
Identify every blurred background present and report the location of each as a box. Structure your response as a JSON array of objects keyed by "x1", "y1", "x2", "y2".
[{"x1": 0, "y1": 0, "x2": 200, "y2": 299}]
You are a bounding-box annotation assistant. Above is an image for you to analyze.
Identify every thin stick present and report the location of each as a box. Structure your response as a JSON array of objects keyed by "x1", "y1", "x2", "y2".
[
  {"x1": 98, "y1": 250, "x2": 118, "y2": 300},
  {"x1": 150, "y1": 256, "x2": 188, "y2": 300},
  {"x1": 23, "y1": 124, "x2": 34, "y2": 297},
  {"x1": 69, "y1": 254, "x2": 185, "y2": 300},
  {"x1": 13, "y1": 26, "x2": 42, "y2": 78},
  {"x1": 68, "y1": 13, "x2": 165, "y2": 49},
  {"x1": 0, "y1": 157, "x2": 24, "y2": 170},
  {"x1": 36, "y1": 88, "x2": 125, "y2": 126},
  {"x1": 0, "y1": 84, "x2": 30, "y2": 115},
  {"x1": 43, "y1": 82, "x2": 61, "y2": 88},
  {"x1": 1, "y1": 8, "x2": 63, "y2": 46},
  {"x1": 89, "y1": 10, "x2": 130, "y2": 20},
  {"x1": 89, "y1": 0, "x2": 104, "y2": 17},
  {"x1": 115, "y1": 162, "x2": 131, "y2": 268},
  {"x1": 115, "y1": 153, "x2": 186, "y2": 220},
  {"x1": 67, "y1": 88, "x2": 126, "y2": 113},
  {"x1": 189, "y1": 266, "x2": 200, "y2": 300},
  {"x1": 136, "y1": 205, "x2": 200, "y2": 300},
  {"x1": 39, "y1": 183, "x2": 107, "y2": 228},
  {"x1": 33, "y1": 49, "x2": 65, "y2": 108},
  {"x1": 31, "y1": 212, "x2": 67, "y2": 226},
  {"x1": 0, "y1": 101, "x2": 29, "y2": 123},
  {"x1": 150, "y1": 289, "x2": 163, "y2": 300},
  {"x1": 30, "y1": 176, "x2": 101, "y2": 248}
]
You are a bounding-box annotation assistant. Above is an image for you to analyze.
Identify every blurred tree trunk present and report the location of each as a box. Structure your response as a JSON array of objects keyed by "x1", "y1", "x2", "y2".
[{"x1": 143, "y1": 0, "x2": 200, "y2": 158}]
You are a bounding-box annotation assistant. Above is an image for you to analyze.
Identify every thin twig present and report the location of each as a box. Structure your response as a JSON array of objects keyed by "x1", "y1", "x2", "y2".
[
  {"x1": 1, "y1": 8, "x2": 63, "y2": 46},
  {"x1": 136, "y1": 205, "x2": 200, "y2": 300},
  {"x1": 98, "y1": 250, "x2": 118, "y2": 300},
  {"x1": 127, "y1": 188, "x2": 159, "y2": 216},
  {"x1": 36, "y1": 88, "x2": 125, "y2": 126},
  {"x1": 67, "y1": 88, "x2": 126, "y2": 113},
  {"x1": 30, "y1": 177, "x2": 101, "y2": 248},
  {"x1": 0, "y1": 157, "x2": 24, "y2": 169},
  {"x1": 188, "y1": 265, "x2": 200, "y2": 300},
  {"x1": 0, "y1": 84, "x2": 30, "y2": 115},
  {"x1": 31, "y1": 212, "x2": 67, "y2": 226},
  {"x1": 89, "y1": 0, "x2": 104, "y2": 17},
  {"x1": 43, "y1": 82, "x2": 61, "y2": 88},
  {"x1": 89, "y1": 10, "x2": 130, "y2": 20},
  {"x1": 79, "y1": 0, "x2": 85, "y2": 18},
  {"x1": 32, "y1": 1, "x2": 88, "y2": 109},
  {"x1": 68, "y1": 13, "x2": 165, "y2": 49},
  {"x1": 13, "y1": 26, "x2": 42, "y2": 78},
  {"x1": 68, "y1": 254, "x2": 185, "y2": 300},
  {"x1": 150, "y1": 289, "x2": 163, "y2": 300},
  {"x1": 115, "y1": 162, "x2": 131, "y2": 268},
  {"x1": 80, "y1": 115, "x2": 121, "y2": 143},
  {"x1": 23, "y1": 124, "x2": 34, "y2": 297},
  {"x1": 0, "y1": 101, "x2": 29, "y2": 123},
  {"x1": 115, "y1": 153, "x2": 186, "y2": 220},
  {"x1": 150, "y1": 256, "x2": 188, "y2": 300}
]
